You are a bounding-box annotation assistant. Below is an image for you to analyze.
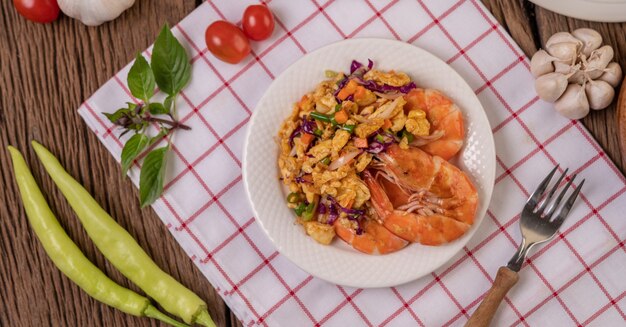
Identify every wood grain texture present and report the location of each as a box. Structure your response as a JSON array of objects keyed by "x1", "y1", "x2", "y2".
[
  {"x1": 0, "y1": 1, "x2": 241, "y2": 326},
  {"x1": 0, "y1": 1, "x2": 625, "y2": 326},
  {"x1": 465, "y1": 267, "x2": 519, "y2": 327}
]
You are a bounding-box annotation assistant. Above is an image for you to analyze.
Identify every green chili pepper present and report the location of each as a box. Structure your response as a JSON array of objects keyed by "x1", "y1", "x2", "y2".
[
  {"x1": 310, "y1": 111, "x2": 332, "y2": 123},
  {"x1": 301, "y1": 202, "x2": 317, "y2": 221},
  {"x1": 287, "y1": 192, "x2": 302, "y2": 204},
  {"x1": 31, "y1": 142, "x2": 215, "y2": 327},
  {"x1": 402, "y1": 129, "x2": 414, "y2": 143},
  {"x1": 320, "y1": 157, "x2": 331, "y2": 165},
  {"x1": 334, "y1": 104, "x2": 342, "y2": 112},
  {"x1": 8, "y1": 147, "x2": 188, "y2": 327},
  {"x1": 314, "y1": 129, "x2": 323, "y2": 137},
  {"x1": 294, "y1": 203, "x2": 307, "y2": 216},
  {"x1": 375, "y1": 134, "x2": 385, "y2": 143},
  {"x1": 340, "y1": 124, "x2": 356, "y2": 134}
]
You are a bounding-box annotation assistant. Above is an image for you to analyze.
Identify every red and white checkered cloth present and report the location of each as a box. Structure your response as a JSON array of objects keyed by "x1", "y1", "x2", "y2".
[{"x1": 78, "y1": 0, "x2": 626, "y2": 325}]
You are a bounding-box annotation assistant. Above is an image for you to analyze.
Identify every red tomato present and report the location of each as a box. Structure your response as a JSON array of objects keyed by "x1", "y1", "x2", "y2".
[
  {"x1": 13, "y1": 0, "x2": 60, "y2": 23},
  {"x1": 242, "y1": 5, "x2": 275, "y2": 41},
  {"x1": 205, "y1": 20, "x2": 251, "y2": 64}
]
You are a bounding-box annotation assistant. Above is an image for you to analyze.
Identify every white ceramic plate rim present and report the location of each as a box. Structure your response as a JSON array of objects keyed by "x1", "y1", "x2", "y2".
[
  {"x1": 243, "y1": 38, "x2": 495, "y2": 288},
  {"x1": 529, "y1": 0, "x2": 626, "y2": 22}
]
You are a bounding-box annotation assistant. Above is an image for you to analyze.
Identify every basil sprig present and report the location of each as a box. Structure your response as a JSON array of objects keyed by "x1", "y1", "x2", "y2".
[{"x1": 104, "y1": 23, "x2": 192, "y2": 208}]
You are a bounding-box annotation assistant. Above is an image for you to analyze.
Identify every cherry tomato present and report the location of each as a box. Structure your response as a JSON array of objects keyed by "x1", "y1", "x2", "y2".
[
  {"x1": 13, "y1": 0, "x2": 60, "y2": 24},
  {"x1": 242, "y1": 5, "x2": 275, "y2": 41},
  {"x1": 205, "y1": 20, "x2": 251, "y2": 64}
]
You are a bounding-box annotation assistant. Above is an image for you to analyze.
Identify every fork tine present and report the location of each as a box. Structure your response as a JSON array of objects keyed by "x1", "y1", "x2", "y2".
[
  {"x1": 551, "y1": 179, "x2": 584, "y2": 226},
  {"x1": 537, "y1": 168, "x2": 568, "y2": 215},
  {"x1": 526, "y1": 165, "x2": 559, "y2": 209},
  {"x1": 544, "y1": 174, "x2": 575, "y2": 219}
]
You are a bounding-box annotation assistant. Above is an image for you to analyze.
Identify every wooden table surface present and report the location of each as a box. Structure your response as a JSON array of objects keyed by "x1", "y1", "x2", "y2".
[{"x1": 1, "y1": 1, "x2": 624, "y2": 326}]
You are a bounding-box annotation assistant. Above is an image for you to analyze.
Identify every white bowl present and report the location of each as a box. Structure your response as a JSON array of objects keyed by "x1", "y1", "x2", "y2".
[{"x1": 243, "y1": 38, "x2": 495, "y2": 288}]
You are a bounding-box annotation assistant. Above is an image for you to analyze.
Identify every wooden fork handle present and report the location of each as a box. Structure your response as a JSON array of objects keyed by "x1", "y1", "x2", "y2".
[{"x1": 465, "y1": 267, "x2": 519, "y2": 327}]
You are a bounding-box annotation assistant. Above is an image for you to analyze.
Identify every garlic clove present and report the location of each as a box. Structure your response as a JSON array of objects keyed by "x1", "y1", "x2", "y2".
[
  {"x1": 572, "y1": 28, "x2": 602, "y2": 57},
  {"x1": 585, "y1": 79, "x2": 615, "y2": 110},
  {"x1": 553, "y1": 61, "x2": 572, "y2": 74},
  {"x1": 530, "y1": 49, "x2": 556, "y2": 77},
  {"x1": 586, "y1": 45, "x2": 614, "y2": 72},
  {"x1": 567, "y1": 64, "x2": 585, "y2": 84},
  {"x1": 554, "y1": 84, "x2": 590, "y2": 119},
  {"x1": 58, "y1": 0, "x2": 135, "y2": 26},
  {"x1": 546, "y1": 42, "x2": 579, "y2": 63},
  {"x1": 598, "y1": 62, "x2": 623, "y2": 87},
  {"x1": 546, "y1": 32, "x2": 582, "y2": 49},
  {"x1": 534, "y1": 72, "x2": 569, "y2": 102}
]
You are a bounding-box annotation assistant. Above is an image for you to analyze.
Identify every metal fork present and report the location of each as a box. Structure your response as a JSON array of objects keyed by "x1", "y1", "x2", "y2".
[{"x1": 465, "y1": 166, "x2": 584, "y2": 327}]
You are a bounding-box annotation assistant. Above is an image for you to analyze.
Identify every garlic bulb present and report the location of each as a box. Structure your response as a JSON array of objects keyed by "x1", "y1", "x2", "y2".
[
  {"x1": 599, "y1": 62, "x2": 623, "y2": 87},
  {"x1": 585, "y1": 80, "x2": 614, "y2": 110},
  {"x1": 554, "y1": 84, "x2": 589, "y2": 120},
  {"x1": 58, "y1": 0, "x2": 135, "y2": 26},
  {"x1": 530, "y1": 28, "x2": 622, "y2": 120},
  {"x1": 571, "y1": 28, "x2": 602, "y2": 56}
]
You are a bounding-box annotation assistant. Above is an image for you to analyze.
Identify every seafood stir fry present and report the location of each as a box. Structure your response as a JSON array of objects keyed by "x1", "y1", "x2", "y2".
[{"x1": 277, "y1": 60, "x2": 478, "y2": 255}]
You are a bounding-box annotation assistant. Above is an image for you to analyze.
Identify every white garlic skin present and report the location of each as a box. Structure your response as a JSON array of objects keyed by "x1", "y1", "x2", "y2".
[
  {"x1": 586, "y1": 45, "x2": 614, "y2": 72},
  {"x1": 598, "y1": 62, "x2": 623, "y2": 87},
  {"x1": 553, "y1": 61, "x2": 572, "y2": 74},
  {"x1": 534, "y1": 72, "x2": 569, "y2": 102},
  {"x1": 585, "y1": 80, "x2": 615, "y2": 110},
  {"x1": 530, "y1": 49, "x2": 556, "y2": 77},
  {"x1": 546, "y1": 42, "x2": 578, "y2": 63},
  {"x1": 554, "y1": 84, "x2": 590, "y2": 119},
  {"x1": 546, "y1": 32, "x2": 582, "y2": 49},
  {"x1": 572, "y1": 28, "x2": 602, "y2": 57},
  {"x1": 58, "y1": 0, "x2": 135, "y2": 26}
]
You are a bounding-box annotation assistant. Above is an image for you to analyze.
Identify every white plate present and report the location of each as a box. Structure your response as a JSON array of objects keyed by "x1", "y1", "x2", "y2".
[
  {"x1": 530, "y1": 0, "x2": 626, "y2": 22},
  {"x1": 243, "y1": 38, "x2": 495, "y2": 288}
]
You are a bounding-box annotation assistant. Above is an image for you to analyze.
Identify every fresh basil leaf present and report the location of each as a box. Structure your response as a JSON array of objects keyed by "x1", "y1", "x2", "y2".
[
  {"x1": 164, "y1": 95, "x2": 175, "y2": 112},
  {"x1": 127, "y1": 53, "x2": 155, "y2": 101},
  {"x1": 139, "y1": 146, "x2": 168, "y2": 207},
  {"x1": 151, "y1": 24, "x2": 191, "y2": 96},
  {"x1": 149, "y1": 128, "x2": 169, "y2": 146},
  {"x1": 148, "y1": 102, "x2": 169, "y2": 115},
  {"x1": 120, "y1": 133, "x2": 150, "y2": 175},
  {"x1": 104, "y1": 108, "x2": 130, "y2": 124}
]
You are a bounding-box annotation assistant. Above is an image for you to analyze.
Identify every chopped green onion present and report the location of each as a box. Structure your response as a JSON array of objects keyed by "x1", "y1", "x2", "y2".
[
  {"x1": 334, "y1": 104, "x2": 342, "y2": 112},
  {"x1": 325, "y1": 70, "x2": 338, "y2": 78},
  {"x1": 314, "y1": 129, "x2": 323, "y2": 137},
  {"x1": 375, "y1": 134, "x2": 385, "y2": 143},
  {"x1": 341, "y1": 124, "x2": 356, "y2": 134},
  {"x1": 330, "y1": 117, "x2": 338, "y2": 126},
  {"x1": 294, "y1": 203, "x2": 307, "y2": 216},
  {"x1": 287, "y1": 192, "x2": 302, "y2": 204},
  {"x1": 402, "y1": 129, "x2": 414, "y2": 143},
  {"x1": 320, "y1": 157, "x2": 331, "y2": 165},
  {"x1": 302, "y1": 202, "x2": 316, "y2": 221},
  {"x1": 310, "y1": 112, "x2": 332, "y2": 123}
]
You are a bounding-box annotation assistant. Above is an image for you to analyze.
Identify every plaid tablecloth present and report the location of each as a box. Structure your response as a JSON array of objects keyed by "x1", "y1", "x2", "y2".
[{"x1": 78, "y1": 0, "x2": 626, "y2": 326}]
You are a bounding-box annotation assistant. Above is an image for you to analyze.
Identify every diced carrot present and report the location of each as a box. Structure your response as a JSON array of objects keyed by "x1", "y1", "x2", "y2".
[
  {"x1": 337, "y1": 79, "x2": 359, "y2": 100},
  {"x1": 300, "y1": 133, "x2": 315, "y2": 146},
  {"x1": 334, "y1": 109, "x2": 349, "y2": 124},
  {"x1": 354, "y1": 137, "x2": 368, "y2": 148},
  {"x1": 382, "y1": 119, "x2": 392, "y2": 130},
  {"x1": 353, "y1": 86, "x2": 367, "y2": 100}
]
